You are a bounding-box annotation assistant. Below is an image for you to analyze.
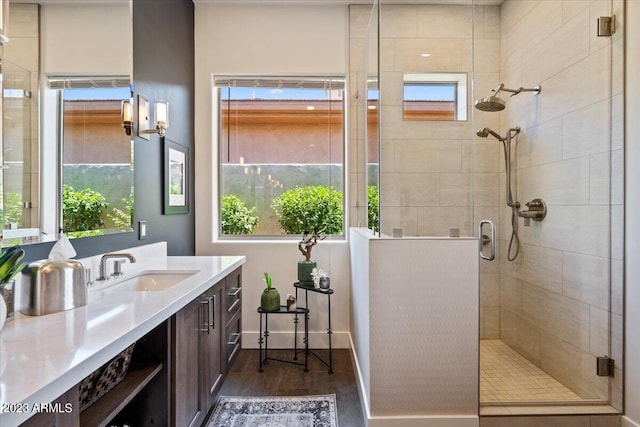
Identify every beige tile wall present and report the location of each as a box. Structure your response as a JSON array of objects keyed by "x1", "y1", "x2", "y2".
[
  {"x1": 2, "y1": 4, "x2": 40, "y2": 228},
  {"x1": 499, "y1": 0, "x2": 623, "y2": 405}
]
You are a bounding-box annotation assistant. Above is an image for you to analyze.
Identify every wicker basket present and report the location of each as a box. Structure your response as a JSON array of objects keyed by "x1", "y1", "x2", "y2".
[{"x1": 79, "y1": 343, "x2": 136, "y2": 412}]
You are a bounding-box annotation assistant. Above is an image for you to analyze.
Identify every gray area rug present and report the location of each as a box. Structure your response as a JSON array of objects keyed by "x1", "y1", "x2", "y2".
[{"x1": 206, "y1": 394, "x2": 338, "y2": 427}]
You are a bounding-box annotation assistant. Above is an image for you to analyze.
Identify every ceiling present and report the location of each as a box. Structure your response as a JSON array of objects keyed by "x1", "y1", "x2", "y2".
[{"x1": 192, "y1": 0, "x2": 504, "y2": 5}]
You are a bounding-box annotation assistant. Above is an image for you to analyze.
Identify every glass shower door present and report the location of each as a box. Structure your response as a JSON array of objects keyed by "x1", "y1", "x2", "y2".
[
  {"x1": 474, "y1": 0, "x2": 623, "y2": 414},
  {"x1": 1, "y1": 60, "x2": 34, "y2": 233}
]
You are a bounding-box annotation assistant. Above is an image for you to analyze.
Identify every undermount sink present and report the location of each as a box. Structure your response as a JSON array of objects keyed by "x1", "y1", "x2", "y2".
[{"x1": 117, "y1": 270, "x2": 199, "y2": 291}]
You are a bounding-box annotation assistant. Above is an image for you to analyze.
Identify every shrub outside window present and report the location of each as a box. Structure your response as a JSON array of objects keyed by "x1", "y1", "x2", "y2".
[{"x1": 216, "y1": 76, "x2": 345, "y2": 237}]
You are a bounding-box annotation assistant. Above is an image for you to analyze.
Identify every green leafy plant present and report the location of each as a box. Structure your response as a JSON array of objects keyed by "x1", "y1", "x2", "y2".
[
  {"x1": 263, "y1": 272, "x2": 273, "y2": 289},
  {"x1": 0, "y1": 245, "x2": 26, "y2": 286},
  {"x1": 367, "y1": 185, "x2": 379, "y2": 233},
  {"x1": 271, "y1": 186, "x2": 343, "y2": 235},
  {"x1": 221, "y1": 195, "x2": 259, "y2": 235},
  {"x1": 107, "y1": 190, "x2": 134, "y2": 229},
  {"x1": 62, "y1": 185, "x2": 108, "y2": 232},
  {"x1": 2, "y1": 192, "x2": 24, "y2": 229}
]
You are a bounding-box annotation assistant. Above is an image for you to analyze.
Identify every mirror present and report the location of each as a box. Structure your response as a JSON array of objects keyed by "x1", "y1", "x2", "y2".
[
  {"x1": 1, "y1": 0, "x2": 133, "y2": 245},
  {"x1": 403, "y1": 73, "x2": 467, "y2": 121}
]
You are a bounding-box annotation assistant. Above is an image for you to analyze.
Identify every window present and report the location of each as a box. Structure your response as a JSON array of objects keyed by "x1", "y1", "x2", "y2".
[
  {"x1": 403, "y1": 73, "x2": 467, "y2": 121},
  {"x1": 60, "y1": 84, "x2": 133, "y2": 237},
  {"x1": 216, "y1": 76, "x2": 345, "y2": 237}
]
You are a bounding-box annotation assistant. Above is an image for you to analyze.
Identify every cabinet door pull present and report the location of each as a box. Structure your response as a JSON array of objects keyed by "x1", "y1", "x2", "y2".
[
  {"x1": 227, "y1": 287, "x2": 242, "y2": 297},
  {"x1": 209, "y1": 295, "x2": 215, "y2": 330},
  {"x1": 200, "y1": 299, "x2": 210, "y2": 333},
  {"x1": 227, "y1": 332, "x2": 241, "y2": 346}
]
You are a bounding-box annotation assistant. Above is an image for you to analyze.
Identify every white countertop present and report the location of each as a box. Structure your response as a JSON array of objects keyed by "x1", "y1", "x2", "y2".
[{"x1": 0, "y1": 255, "x2": 245, "y2": 426}]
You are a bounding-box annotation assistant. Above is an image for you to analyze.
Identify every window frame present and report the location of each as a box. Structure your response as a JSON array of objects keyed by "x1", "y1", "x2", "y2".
[{"x1": 213, "y1": 75, "x2": 348, "y2": 241}]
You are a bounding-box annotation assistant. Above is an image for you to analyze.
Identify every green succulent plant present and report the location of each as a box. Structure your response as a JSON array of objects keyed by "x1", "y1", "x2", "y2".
[{"x1": 0, "y1": 245, "x2": 26, "y2": 286}]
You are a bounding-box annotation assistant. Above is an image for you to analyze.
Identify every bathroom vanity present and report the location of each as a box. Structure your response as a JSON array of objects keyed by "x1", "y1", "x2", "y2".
[{"x1": 0, "y1": 255, "x2": 245, "y2": 427}]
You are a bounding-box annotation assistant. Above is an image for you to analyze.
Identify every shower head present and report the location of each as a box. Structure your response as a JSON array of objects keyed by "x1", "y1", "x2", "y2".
[
  {"x1": 476, "y1": 127, "x2": 506, "y2": 141},
  {"x1": 474, "y1": 95, "x2": 506, "y2": 112}
]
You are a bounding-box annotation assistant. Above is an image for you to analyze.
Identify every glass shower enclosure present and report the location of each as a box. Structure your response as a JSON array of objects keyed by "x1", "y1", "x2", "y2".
[{"x1": 363, "y1": 0, "x2": 624, "y2": 416}]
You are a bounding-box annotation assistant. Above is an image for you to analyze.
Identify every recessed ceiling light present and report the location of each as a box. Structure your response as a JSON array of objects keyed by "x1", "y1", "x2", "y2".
[
  {"x1": 420, "y1": 53, "x2": 431, "y2": 57},
  {"x1": 306, "y1": 106, "x2": 315, "y2": 111},
  {"x1": 368, "y1": 105, "x2": 377, "y2": 110}
]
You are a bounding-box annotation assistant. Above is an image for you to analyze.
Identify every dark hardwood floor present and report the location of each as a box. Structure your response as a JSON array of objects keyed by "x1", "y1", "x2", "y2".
[{"x1": 212, "y1": 348, "x2": 365, "y2": 426}]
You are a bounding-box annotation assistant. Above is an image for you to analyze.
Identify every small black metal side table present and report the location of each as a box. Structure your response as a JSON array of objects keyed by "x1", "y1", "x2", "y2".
[
  {"x1": 294, "y1": 282, "x2": 334, "y2": 374},
  {"x1": 257, "y1": 306, "x2": 309, "y2": 372}
]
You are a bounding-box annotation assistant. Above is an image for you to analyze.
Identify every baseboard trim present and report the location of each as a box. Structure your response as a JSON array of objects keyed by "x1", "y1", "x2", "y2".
[
  {"x1": 623, "y1": 416, "x2": 640, "y2": 427},
  {"x1": 349, "y1": 333, "x2": 372, "y2": 424},
  {"x1": 242, "y1": 331, "x2": 351, "y2": 349}
]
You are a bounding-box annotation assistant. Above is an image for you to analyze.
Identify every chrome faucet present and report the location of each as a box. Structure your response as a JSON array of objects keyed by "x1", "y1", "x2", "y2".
[{"x1": 98, "y1": 252, "x2": 137, "y2": 281}]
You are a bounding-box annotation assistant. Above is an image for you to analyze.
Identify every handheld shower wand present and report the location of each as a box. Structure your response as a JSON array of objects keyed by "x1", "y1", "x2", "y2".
[{"x1": 476, "y1": 126, "x2": 522, "y2": 261}]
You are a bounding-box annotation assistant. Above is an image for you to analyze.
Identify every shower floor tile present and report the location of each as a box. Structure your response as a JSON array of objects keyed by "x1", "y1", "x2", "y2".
[{"x1": 480, "y1": 340, "x2": 582, "y2": 403}]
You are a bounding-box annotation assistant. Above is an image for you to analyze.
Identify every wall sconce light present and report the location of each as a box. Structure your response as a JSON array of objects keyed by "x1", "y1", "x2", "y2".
[
  {"x1": 138, "y1": 95, "x2": 169, "y2": 139},
  {"x1": 121, "y1": 100, "x2": 133, "y2": 136}
]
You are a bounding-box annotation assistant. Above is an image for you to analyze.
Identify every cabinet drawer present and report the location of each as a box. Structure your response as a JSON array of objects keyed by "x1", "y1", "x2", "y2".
[
  {"x1": 225, "y1": 310, "x2": 242, "y2": 367},
  {"x1": 224, "y1": 268, "x2": 242, "y2": 321}
]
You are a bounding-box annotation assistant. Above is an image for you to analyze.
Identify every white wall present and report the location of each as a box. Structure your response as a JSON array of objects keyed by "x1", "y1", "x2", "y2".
[
  {"x1": 194, "y1": 4, "x2": 351, "y2": 348},
  {"x1": 40, "y1": 3, "x2": 132, "y2": 75},
  {"x1": 624, "y1": 1, "x2": 640, "y2": 425}
]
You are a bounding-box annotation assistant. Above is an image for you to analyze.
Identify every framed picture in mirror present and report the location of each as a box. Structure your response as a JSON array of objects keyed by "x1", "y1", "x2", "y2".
[{"x1": 163, "y1": 139, "x2": 189, "y2": 215}]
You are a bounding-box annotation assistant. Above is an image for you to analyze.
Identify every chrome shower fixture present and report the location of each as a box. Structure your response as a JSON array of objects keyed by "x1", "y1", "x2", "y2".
[{"x1": 474, "y1": 83, "x2": 541, "y2": 112}]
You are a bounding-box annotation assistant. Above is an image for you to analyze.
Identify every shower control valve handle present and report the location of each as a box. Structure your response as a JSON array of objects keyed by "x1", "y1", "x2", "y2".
[{"x1": 517, "y1": 198, "x2": 547, "y2": 222}]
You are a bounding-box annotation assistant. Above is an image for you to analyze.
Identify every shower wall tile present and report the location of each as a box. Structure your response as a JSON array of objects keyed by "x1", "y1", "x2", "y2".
[
  {"x1": 481, "y1": 306, "x2": 500, "y2": 339},
  {"x1": 439, "y1": 173, "x2": 471, "y2": 206},
  {"x1": 563, "y1": 252, "x2": 610, "y2": 310},
  {"x1": 380, "y1": 139, "x2": 395, "y2": 173},
  {"x1": 515, "y1": 117, "x2": 563, "y2": 169},
  {"x1": 380, "y1": 5, "x2": 417, "y2": 38},
  {"x1": 380, "y1": 71, "x2": 403, "y2": 107},
  {"x1": 474, "y1": 173, "x2": 501, "y2": 207},
  {"x1": 502, "y1": 1, "x2": 563, "y2": 68},
  {"x1": 379, "y1": 38, "x2": 396, "y2": 73},
  {"x1": 474, "y1": 6, "x2": 501, "y2": 40},
  {"x1": 462, "y1": 140, "x2": 501, "y2": 173},
  {"x1": 10, "y1": 4, "x2": 39, "y2": 37},
  {"x1": 380, "y1": 172, "x2": 439, "y2": 207},
  {"x1": 611, "y1": 259, "x2": 623, "y2": 316},
  {"x1": 520, "y1": 157, "x2": 590, "y2": 206},
  {"x1": 499, "y1": 308, "x2": 541, "y2": 366},
  {"x1": 395, "y1": 140, "x2": 462, "y2": 173},
  {"x1": 380, "y1": 106, "x2": 417, "y2": 139},
  {"x1": 562, "y1": 0, "x2": 590, "y2": 24},
  {"x1": 394, "y1": 38, "x2": 463, "y2": 73},
  {"x1": 514, "y1": 244, "x2": 563, "y2": 294},
  {"x1": 417, "y1": 5, "x2": 472, "y2": 39},
  {"x1": 521, "y1": 283, "x2": 590, "y2": 352},
  {"x1": 521, "y1": 8, "x2": 589, "y2": 85},
  {"x1": 590, "y1": 151, "x2": 616, "y2": 206},
  {"x1": 379, "y1": 206, "x2": 417, "y2": 237},
  {"x1": 349, "y1": 5, "x2": 373, "y2": 39},
  {"x1": 3, "y1": 37, "x2": 39, "y2": 72},
  {"x1": 473, "y1": 39, "x2": 502, "y2": 74},
  {"x1": 415, "y1": 119, "x2": 477, "y2": 141},
  {"x1": 589, "y1": 305, "x2": 609, "y2": 357},
  {"x1": 562, "y1": 98, "x2": 612, "y2": 160},
  {"x1": 612, "y1": 94, "x2": 624, "y2": 150},
  {"x1": 611, "y1": 204, "x2": 623, "y2": 260},
  {"x1": 540, "y1": 333, "x2": 603, "y2": 399},
  {"x1": 540, "y1": 46, "x2": 611, "y2": 123},
  {"x1": 539, "y1": 205, "x2": 610, "y2": 258},
  {"x1": 417, "y1": 207, "x2": 472, "y2": 237},
  {"x1": 612, "y1": 37, "x2": 624, "y2": 96},
  {"x1": 499, "y1": 274, "x2": 521, "y2": 315}
]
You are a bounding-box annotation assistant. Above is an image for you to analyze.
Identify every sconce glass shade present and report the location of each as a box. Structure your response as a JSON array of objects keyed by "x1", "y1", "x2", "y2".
[
  {"x1": 154, "y1": 101, "x2": 169, "y2": 136},
  {"x1": 121, "y1": 100, "x2": 133, "y2": 136}
]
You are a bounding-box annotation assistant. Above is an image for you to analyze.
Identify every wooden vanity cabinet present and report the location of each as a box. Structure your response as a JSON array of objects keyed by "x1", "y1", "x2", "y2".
[
  {"x1": 171, "y1": 284, "x2": 221, "y2": 427},
  {"x1": 223, "y1": 268, "x2": 242, "y2": 371}
]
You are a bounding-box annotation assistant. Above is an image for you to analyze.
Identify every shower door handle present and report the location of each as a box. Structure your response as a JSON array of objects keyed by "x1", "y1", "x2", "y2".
[{"x1": 479, "y1": 220, "x2": 496, "y2": 261}]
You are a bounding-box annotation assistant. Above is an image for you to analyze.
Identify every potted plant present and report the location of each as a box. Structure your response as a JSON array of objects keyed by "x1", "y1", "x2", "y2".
[
  {"x1": 260, "y1": 272, "x2": 280, "y2": 312},
  {"x1": 298, "y1": 231, "x2": 322, "y2": 288},
  {"x1": 0, "y1": 245, "x2": 27, "y2": 327}
]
